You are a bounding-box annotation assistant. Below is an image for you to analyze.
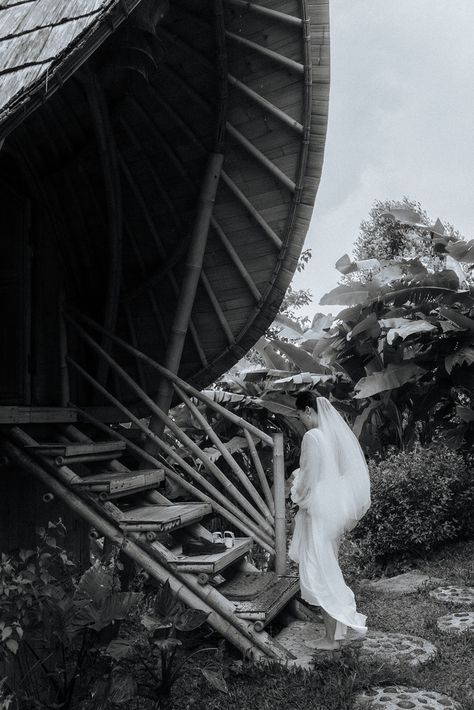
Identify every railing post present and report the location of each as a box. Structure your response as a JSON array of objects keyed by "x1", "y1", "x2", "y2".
[{"x1": 272, "y1": 432, "x2": 287, "y2": 575}]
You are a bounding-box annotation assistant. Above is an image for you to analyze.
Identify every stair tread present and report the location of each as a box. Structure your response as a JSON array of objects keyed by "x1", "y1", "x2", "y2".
[
  {"x1": 118, "y1": 503, "x2": 212, "y2": 531},
  {"x1": 24, "y1": 441, "x2": 126, "y2": 457},
  {"x1": 222, "y1": 572, "x2": 300, "y2": 621},
  {"x1": 72, "y1": 469, "x2": 164, "y2": 484},
  {"x1": 170, "y1": 537, "x2": 252, "y2": 573}
]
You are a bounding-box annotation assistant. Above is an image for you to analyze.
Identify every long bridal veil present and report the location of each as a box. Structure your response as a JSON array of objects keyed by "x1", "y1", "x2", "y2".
[{"x1": 310, "y1": 397, "x2": 371, "y2": 539}]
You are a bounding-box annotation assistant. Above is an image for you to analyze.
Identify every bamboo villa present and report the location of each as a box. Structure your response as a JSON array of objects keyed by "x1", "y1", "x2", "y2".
[{"x1": 0, "y1": 0, "x2": 330, "y2": 660}]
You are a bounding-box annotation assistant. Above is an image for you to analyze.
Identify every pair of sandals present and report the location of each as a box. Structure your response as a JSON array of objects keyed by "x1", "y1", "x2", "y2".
[{"x1": 212, "y1": 530, "x2": 235, "y2": 549}]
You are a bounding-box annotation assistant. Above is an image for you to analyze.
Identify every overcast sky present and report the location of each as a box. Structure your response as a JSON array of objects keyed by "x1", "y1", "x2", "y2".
[{"x1": 293, "y1": 0, "x2": 474, "y2": 314}]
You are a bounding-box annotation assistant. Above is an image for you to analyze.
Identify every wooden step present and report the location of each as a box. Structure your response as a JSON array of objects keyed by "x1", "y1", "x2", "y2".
[
  {"x1": 0, "y1": 407, "x2": 78, "y2": 424},
  {"x1": 71, "y1": 469, "x2": 165, "y2": 499},
  {"x1": 25, "y1": 440, "x2": 126, "y2": 465},
  {"x1": 221, "y1": 572, "x2": 300, "y2": 626},
  {"x1": 169, "y1": 537, "x2": 253, "y2": 574},
  {"x1": 117, "y1": 502, "x2": 212, "y2": 533}
]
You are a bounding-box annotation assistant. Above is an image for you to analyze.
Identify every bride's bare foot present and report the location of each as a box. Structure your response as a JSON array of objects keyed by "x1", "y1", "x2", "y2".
[{"x1": 305, "y1": 637, "x2": 341, "y2": 650}]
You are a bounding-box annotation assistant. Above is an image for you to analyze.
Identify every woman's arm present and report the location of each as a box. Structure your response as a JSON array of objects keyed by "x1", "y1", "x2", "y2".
[{"x1": 290, "y1": 430, "x2": 319, "y2": 510}]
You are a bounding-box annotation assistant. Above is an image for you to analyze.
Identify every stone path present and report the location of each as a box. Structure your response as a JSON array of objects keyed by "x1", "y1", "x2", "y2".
[
  {"x1": 358, "y1": 630, "x2": 436, "y2": 667},
  {"x1": 437, "y1": 611, "x2": 474, "y2": 634},
  {"x1": 354, "y1": 686, "x2": 461, "y2": 709},
  {"x1": 361, "y1": 571, "x2": 443, "y2": 596},
  {"x1": 429, "y1": 585, "x2": 474, "y2": 606}
]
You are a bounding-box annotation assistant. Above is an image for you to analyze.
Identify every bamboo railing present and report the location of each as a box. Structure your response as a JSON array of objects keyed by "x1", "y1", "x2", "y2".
[{"x1": 64, "y1": 311, "x2": 288, "y2": 573}]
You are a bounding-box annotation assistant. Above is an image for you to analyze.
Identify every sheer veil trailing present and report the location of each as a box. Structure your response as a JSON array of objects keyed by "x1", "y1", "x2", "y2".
[{"x1": 310, "y1": 397, "x2": 371, "y2": 538}]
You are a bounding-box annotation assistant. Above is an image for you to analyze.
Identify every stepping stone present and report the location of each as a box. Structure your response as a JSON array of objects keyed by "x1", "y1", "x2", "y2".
[
  {"x1": 437, "y1": 611, "x2": 474, "y2": 634},
  {"x1": 359, "y1": 631, "x2": 437, "y2": 667},
  {"x1": 276, "y1": 620, "x2": 325, "y2": 662},
  {"x1": 354, "y1": 685, "x2": 461, "y2": 709},
  {"x1": 361, "y1": 572, "x2": 443, "y2": 595},
  {"x1": 429, "y1": 585, "x2": 474, "y2": 606}
]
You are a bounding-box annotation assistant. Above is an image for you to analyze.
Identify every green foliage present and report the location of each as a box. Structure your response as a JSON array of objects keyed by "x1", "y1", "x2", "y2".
[
  {"x1": 95, "y1": 580, "x2": 224, "y2": 709},
  {"x1": 352, "y1": 446, "x2": 474, "y2": 561},
  {"x1": 0, "y1": 522, "x2": 138, "y2": 710},
  {"x1": 354, "y1": 197, "x2": 434, "y2": 260}
]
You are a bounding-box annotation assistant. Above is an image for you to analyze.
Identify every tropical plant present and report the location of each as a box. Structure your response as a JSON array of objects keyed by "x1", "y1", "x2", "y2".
[
  {"x1": 96, "y1": 580, "x2": 226, "y2": 709},
  {"x1": 0, "y1": 522, "x2": 139, "y2": 710}
]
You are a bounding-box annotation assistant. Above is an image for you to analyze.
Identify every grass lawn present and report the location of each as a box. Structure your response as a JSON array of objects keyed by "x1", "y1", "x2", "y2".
[{"x1": 164, "y1": 539, "x2": 474, "y2": 710}]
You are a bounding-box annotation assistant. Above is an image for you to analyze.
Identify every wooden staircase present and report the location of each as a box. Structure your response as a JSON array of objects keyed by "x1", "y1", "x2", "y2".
[{"x1": 0, "y1": 315, "x2": 301, "y2": 662}]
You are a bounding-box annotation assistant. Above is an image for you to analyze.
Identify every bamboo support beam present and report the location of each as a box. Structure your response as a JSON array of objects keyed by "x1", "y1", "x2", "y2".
[
  {"x1": 200, "y1": 270, "x2": 235, "y2": 345},
  {"x1": 272, "y1": 432, "x2": 287, "y2": 575},
  {"x1": 175, "y1": 384, "x2": 274, "y2": 524},
  {"x1": 227, "y1": 74, "x2": 303, "y2": 133},
  {"x1": 221, "y1": 171, "x2": 283, "y2": 249},
  {"x1": 225, "y1": 30, "x2": 304, "y2": 74},
  {"x1": 65, "y1": 342, "x2": 273, "y2": 538},
  {"x1": 68, "y1": 309, "x2": 273, "y2": 445},
  {"x1": 59, "y1": 295, "x2": 70, "y2": 409},
  {"x1": 210, "y1": 217, "x2": 262, "y2": 302},
  {"x1": 73, "y1": 405, "x2": 275, "y2": 554},
  {"x1": 226, "y1": 122, "x2": 296, "y2": 192},
  {"x1": 81, "y1": 70, "x2": 123, "y2": 386},
  {"x1": 119, "y1": 156, "x2": 207, "y2": 368},
  {"x1": 0, "y1": 437, "x2": 287, "y2": 661},
  {"x1": 152, "y1": 152, "x2": 224, "y2": 428},
  {"x1": 223, "y1": 0, "x2": 302, "y2": 26},
  {"x1": 243, "y1": 429, "x2": 275, "y2": 516}
]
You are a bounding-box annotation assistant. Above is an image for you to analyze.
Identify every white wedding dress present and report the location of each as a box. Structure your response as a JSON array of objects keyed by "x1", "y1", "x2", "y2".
[{"x1": 288, "y1": 398, "x2": 370, "y2": 641}]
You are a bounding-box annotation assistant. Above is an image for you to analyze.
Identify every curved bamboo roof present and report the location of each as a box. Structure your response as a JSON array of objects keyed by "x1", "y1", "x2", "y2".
[{"x1": 0, "y1": 0, "x2": 329, "y2": 402}]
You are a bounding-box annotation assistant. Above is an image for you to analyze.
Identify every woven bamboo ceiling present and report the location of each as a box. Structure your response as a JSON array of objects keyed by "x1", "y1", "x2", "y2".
[{"x1": 0, "y1": 0, "x2": 329, "y2": 400}]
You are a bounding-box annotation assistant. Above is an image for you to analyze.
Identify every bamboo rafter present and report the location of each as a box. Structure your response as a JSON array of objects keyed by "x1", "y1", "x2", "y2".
[
  {"x1": 200, "y1": 270, "x2": 235, "y2": 345},
  {"x1": 225, "y1": 30, "x2": 304, "y2": 74},
  {"x1": 226, "y1": 121, "x2": 296, "y2": 192},
  {"x1": 227, "y1": 74, "x2": 303, "y2": 133},
  {"x1": 223, "y1": 0, "x2": 303, "y2": 27},
  {"x1": 210, "y1": 217, "x2": 262, "y2": 303},
  {"x1": 221, "y1": 170, "x2": 283, "y2": 249}
]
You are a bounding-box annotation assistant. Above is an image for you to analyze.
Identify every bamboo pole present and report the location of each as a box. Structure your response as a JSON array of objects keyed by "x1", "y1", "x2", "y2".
[
  {"x1": 200, "y1": 270, "x2": 235, "y2": 345},
  {"x1": 210, "y1": 217, "x2": 262, "y2": 303},
  {"x1": 175, "y1": 384, "x2": 274, "y2": 524},
  {"x1": 223, "y1": 0, "x2": 303, "y2": 26},
  {"x1": 0, "y1": 437, "x2": 288, "y2": 661},
  {"x1": 226, "y1": 122, "x2": 296, "y2": 193},
  {"x1": 152, "y1": 152, "x2": 224, "y2": 431},
  {"x1": 243, "y1": 429, "x2": 275, "y2": 516},
  {"x1": 69, "y1": 308, "x2": 272, "y2": 445},
  {"x1": 65, "y1": 370, "x2": 275, "y2": 553},
  {"x1": 73, "y1": 405, "x2": 274, "y2": 554},
  {"x1": 59, "y1": 294, "x2": 70, "y2": 409},
  {"x1": 221, "y1": 171, "x2": 283, "y2": 249},
  {"x1": 225, "y1": 30, "x2": 304, "y2": 74},
  {"x1": 64, "y1": 330, "x2": 272, "y2": 537},
  {"x1": 272, "y1": 432, "x2": 287, "y2": 575},
  {"x1": 227, "y1": 74, "x2": 303, "y2": 133}
]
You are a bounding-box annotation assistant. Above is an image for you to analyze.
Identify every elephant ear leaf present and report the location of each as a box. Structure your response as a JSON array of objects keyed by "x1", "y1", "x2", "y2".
[
  {"x1": 445, "y1": 346, "x2": 474, "y2": 373},
  {"x1": 354, "y1": 363, "x2": 426, "y2": 399},
  {"x1": 271, "y1": 339, "x2": 327, "y2": 373}
]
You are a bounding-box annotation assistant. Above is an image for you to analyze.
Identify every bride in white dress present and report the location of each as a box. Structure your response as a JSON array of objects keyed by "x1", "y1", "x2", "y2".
[{"x1": 289, "y1": 392, "x2": 371, "y2": 650}]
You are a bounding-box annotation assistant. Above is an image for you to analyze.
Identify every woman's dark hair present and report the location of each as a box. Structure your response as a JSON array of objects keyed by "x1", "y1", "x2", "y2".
[{"x1": 295, "y1": 391, "x2": 319, "y2": 412}]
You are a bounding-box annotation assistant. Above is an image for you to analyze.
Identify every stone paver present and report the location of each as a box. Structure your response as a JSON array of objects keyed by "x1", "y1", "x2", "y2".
[
  {"x1": 359, "y1": 630, "x2": 437, "y2": 667},
  {"x1": 436, "y1": 611, "x2": 474, "y2": 635},
  {"x1": 354, "y1": 685, "x2": 461, "y2": 709},
  {"x1": 429, "y1": 585, "x2": 474, "y2": 606},
  {"x1": 276, "y1": 620, "x2": 325, "y2": 668},
  {"x1": 361, "y1": 572, "x2": 444, "y2": 596}
]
